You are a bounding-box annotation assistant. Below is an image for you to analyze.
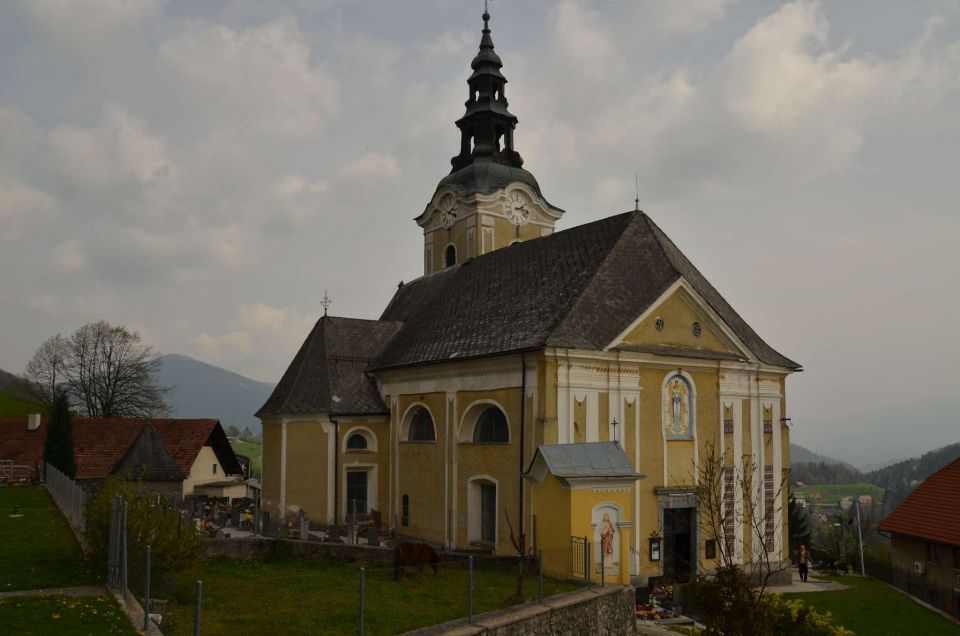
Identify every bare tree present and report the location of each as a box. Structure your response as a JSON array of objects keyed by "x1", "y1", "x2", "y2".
[
  {"x1": 20, "y1": 321, "x2": 170, "y2": 418},
  {"x1": 17, "y1": 333, "x2": 70, "y2": 412},
  {"x1": 695, "y1": 441, "x2": 789, "y2": 595}
]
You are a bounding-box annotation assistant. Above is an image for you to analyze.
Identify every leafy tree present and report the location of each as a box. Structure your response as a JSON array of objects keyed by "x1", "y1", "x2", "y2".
[
  {"x1": 21, "y1": 321, "x2": 169, "y2": 418},
  {"x1": 225, "y1": 425, "x2": 240, "y2": 438},
  {"x1": 86, "y1": 477, "x2": 202, "y2": 582},
  {"x1": 788, "y1": 494, "x2": 811, "y2": 555},
  {"x1": 44, "y1": 392, "x2": 76, "y2": 478}
]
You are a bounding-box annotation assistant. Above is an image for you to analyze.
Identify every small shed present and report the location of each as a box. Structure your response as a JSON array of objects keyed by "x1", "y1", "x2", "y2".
[{"x1": 524, "y1": 442, "x2": 644, "y2": 585}]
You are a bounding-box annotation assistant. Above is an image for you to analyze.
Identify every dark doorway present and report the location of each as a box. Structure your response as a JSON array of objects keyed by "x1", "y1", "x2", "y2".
[
  {"x1": 480, "y1": 483, "x2": 496, "y2": 543},
  {"x1": 347, "y1": 470, "x2": 368, "y2": 515},
  {"x1": 663, "y1": 507, "x2": 694, "y2": 582}
]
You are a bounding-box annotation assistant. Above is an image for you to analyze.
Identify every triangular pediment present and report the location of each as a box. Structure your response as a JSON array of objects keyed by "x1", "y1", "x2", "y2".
[{"x1": 605, "y1": 279, "x2": 757, "y2": 363}]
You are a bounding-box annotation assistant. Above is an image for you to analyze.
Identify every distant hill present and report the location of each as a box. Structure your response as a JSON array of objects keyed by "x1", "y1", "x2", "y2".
[
  {"x1": 0, "y1": 390, "x2": 43, "y2": 417},
  {"x1": 790, "y1": 444, "x2": 848, "y2": 466},
  {"x1": 0, "y1": 368, "x2": 20, "y2": 394},
  {"x1": 158, "y1": 354, "x2": 274, "y2": 435},
  {"x1": 865, "y1": 441, "x2": 960, "y2": 515}
]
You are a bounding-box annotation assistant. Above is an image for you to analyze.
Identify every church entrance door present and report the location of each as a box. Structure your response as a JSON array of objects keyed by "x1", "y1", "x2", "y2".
[
  {"x1": 347, "y1": 470, "x2": 368, "y2": 515},
  {"x1": 663, "y1": 507, "x2": 694, "y2": 582}
]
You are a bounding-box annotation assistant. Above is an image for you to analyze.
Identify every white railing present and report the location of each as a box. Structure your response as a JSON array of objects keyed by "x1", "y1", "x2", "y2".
[
  {"x1": 45, "y1": 462, "x2": 87, "y2": 530},
  {"x1": 0, "y1": 459, "x2": 37, "y2": 484}
]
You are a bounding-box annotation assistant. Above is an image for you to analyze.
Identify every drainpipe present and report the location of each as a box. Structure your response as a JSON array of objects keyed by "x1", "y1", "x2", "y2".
[
  {"x1": 332, "y1": 416, "x2": 340, "y2": 525},
  {"x1": 519, "y1": 353, "x2": 526, "y2": 553}
]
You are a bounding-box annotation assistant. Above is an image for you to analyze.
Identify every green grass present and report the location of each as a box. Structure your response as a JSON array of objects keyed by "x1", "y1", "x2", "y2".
[
  {"x1": 0, "y1": 487, "x2": 99, "y2": 591},
  {"x1": 783, "y1": 576, "x2": 960, "y2": 635},
  {"x1": 0, "y1": 595, "x2": 135, "y2": 635},
  {"x1": 792, "y1": 483, "x2": 885, "y2": 507},
  {"x1": 158, "y1": 556, "x2": 581, "y2": 635},
  {"x1": 229, "y1": 440, "x2": 261, "y2": 477},
  {"x1": 0, "y1": 390, "x2": 43, "y2": 417}
]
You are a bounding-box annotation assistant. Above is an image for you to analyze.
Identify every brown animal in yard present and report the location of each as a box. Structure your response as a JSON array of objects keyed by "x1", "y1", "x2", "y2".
[{"x1": 394, "y1": 541, "x2": 442, "y2": 581}]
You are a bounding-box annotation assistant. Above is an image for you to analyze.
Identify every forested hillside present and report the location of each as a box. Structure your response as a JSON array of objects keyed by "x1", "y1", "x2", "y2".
[{"x1": 865, "y1": 442, "x2": 960, "y2": 514}]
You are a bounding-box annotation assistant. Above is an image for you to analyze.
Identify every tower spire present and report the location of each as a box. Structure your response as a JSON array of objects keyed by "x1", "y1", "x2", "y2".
[{"x1": 448, "y1": 7, "x2": 522, "y2": 173}]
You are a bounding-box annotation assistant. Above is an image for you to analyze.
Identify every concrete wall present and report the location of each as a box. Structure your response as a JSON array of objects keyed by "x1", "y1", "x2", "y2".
[{"x1": 403, "y1": 585, "x2": 634, "y2": 636}]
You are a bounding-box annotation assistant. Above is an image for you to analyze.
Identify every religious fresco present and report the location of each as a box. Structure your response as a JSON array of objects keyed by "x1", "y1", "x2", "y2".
[
  {"x1": 663, "y1": 374, "x2": 694, "y2": 439},
  {"x1": 592, "y1": 504, "x2": 621, "y2": 575}
]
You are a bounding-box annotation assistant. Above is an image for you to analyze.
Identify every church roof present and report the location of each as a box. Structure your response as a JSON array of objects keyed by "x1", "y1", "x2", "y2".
[
  {"x1": 374, "y1": 210, "x2": 800, "y2": 371},
  {"x1": 256, "y1": 316, "x2": 403, "y2": 417}
]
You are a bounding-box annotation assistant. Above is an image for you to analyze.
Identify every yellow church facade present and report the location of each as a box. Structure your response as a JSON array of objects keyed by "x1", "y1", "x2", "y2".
[{"x1": 257, "y1": 9, "x2": 799, "y2": 587}]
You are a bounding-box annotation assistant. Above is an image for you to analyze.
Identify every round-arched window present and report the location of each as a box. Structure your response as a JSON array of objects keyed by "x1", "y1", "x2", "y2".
[
  {"x1": 444, "y1": 244, "x2": 457, "y2": 268},
  {"x1": 473, "y1": 407, "x2": 509, "y2": 443},
  {"x1": 346, "y1": 433, "x2": 367, "y2": 450},
  {"x1": 407, "y1": 406, "x2": 436, "y2": 442}
]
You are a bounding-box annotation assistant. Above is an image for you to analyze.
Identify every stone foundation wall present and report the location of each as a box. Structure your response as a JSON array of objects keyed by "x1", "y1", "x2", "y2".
[
  {"x1": 202, "y1": 537, "x2": 394, "y2": 564},
  {"x1": 403, "y1": 585, "x2": 635, "y2": 636}
]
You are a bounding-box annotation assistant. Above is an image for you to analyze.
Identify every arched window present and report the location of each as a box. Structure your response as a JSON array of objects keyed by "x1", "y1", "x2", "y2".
[
  {"x1": 407, "y1": 406, "x2": 436, "y2": 442},
  {"x1": 346, "y1": 433, "x2": 367, "y2": 450},
  {"x1": 473, "y1": 407, "x2": 509, "y2": 443},
  {"x1": 444, "y1": 244, "x2": 457, "y2": 268}
]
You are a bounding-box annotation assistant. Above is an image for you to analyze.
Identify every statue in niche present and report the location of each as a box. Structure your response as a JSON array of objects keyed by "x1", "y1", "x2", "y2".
[{"x1": 664, "y1": 375, "x2": 692, "y2": 437}]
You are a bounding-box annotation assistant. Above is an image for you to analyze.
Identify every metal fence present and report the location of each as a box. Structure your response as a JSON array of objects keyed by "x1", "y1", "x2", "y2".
[
  {"x1": 45, "y1": 462, "x2": 87, "y2": 530},
  {"x1": 865, "y1": 556, "x2": 960, "y2": 621},
  {"x1": 571, "y1": 535, "x2": 590, "y2": 581}
]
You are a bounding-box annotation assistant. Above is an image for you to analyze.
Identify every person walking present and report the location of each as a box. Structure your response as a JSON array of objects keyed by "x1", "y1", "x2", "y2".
[{"x1": 797, "y1": 544, "x2": 810, "y2": 582}]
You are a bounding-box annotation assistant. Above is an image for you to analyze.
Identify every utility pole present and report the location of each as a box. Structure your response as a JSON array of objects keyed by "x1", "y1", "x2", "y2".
[{"x1": 855, "y1": 499, "x2": 866, "y2": 576}]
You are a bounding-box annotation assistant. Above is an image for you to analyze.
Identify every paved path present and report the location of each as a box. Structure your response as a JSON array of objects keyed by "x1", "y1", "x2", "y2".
[
  {"x1": 767, "y1": 569, "x2": 847, "y2": 594},
  {"x1": 0, "y1": 585, "x2": 106, "y2": 599}
]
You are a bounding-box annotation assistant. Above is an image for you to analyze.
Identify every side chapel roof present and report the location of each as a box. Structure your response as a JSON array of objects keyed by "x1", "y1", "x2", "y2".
[{"x1": 256, "y1": 316, "x2": 403, "y2": 417}]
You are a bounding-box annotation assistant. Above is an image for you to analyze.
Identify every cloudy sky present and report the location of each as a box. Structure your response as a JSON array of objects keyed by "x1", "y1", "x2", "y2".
[{"x1": 1, "y1": 1, "x2": 958, "y2": 462}]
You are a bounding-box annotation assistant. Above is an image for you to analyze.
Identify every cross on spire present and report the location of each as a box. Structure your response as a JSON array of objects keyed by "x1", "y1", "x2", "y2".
[{"x1": 321, "y1": 290, "x2": 332, "y2": 316}]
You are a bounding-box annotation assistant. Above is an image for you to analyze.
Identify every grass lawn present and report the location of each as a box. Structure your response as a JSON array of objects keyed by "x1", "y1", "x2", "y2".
[
  {"x1": 0, "y1": 487, "x2": 99, "y2": 591},
  {"x1": 0, "y1": 390, "x2": 43, "y2": 417},
  {"x1": 158, "y1": 556, "x2": 581, "y2": 635},
  {"x1": 229, "y1": 440, "x2": 261, "y2": 477},
  {"x1": 0, "y1": 595, "x2": 135, "y2": 635},
  {"x1": 792, "y1": 483, "x2": 885, "y2": 507},
  {"x1": 783, "y1": 576, "x2": 960, "y2": 635}
]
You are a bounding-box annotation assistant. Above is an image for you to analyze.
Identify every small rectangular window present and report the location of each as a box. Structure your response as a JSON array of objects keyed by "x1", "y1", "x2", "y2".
[
  {"x1": 927, "y1": 542, "x2": 940, "y2": 564},
  {"x1": 954, "y1": 546, "x2": 960, "y2": 569},
  {"x1": 705, "y1": 539, "x2": 717, "y2": 560},
  {"x1": 212, "y1": 464, "x2": 217, "y2": 475}
]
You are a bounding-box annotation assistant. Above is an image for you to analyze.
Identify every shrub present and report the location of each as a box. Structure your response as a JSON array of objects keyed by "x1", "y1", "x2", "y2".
[
  {"x1": 85, "y1": 477, "x2": 202, "y2": 583},
  {"x1": 687, "y1": 565, "x2": 852, "y2": 636}
]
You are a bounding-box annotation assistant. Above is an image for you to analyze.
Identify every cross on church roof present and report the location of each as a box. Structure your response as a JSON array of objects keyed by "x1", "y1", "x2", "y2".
[{"x1": 321, "y1": 290, "x2": 332, "y2": 316}]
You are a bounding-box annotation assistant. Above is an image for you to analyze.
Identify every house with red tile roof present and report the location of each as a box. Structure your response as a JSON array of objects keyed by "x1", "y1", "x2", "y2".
[
  {"x1": 878, "y1": 457, "x2": 960, "y2": 619},
  {"x1": 0, "y1": 416, "x2": 244, "y2": 499}
]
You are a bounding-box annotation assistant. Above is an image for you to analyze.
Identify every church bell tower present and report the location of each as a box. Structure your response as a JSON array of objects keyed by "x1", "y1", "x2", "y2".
[{"x1": 416, "y1": 9, "x2": 564, "y2": 275}]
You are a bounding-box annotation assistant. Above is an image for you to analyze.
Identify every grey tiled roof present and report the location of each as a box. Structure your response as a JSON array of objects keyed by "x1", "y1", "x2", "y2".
[
  {"x1": 529, "y1": 442, "x2": 643, "y2": 479},
  {"x1": 113, "y1": 423, "x2": 186, "y2": 481},
  {"x1": 256, "y1": 317, "x2": 403, "y2": 417},
  {"x1": 375, "y1": 210, "x2": 799, "y2": 370}
]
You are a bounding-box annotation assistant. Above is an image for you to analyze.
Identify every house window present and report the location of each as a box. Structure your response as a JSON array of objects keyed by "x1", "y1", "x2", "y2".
[
  {"x1": 401, "y1": 494, "x2": 409, "y2": 527},
  {"x1": 444, "y1": 244, "x2": 457, "y2": 268},
  {"x1": 927, "y1": 542, "x2": 941, "y2": 564},
  {"x1": 212, "y1": 464, "x2": 217, "y2": 475},
  {"x1": 346, "y1": 433, "x2": 367, "y2": 450},
  {"x1": 953, "y1": 546, "x2": 960, "y2": 569},
  {"x1": 473, "y1": 407, "x2": 509, "y2": 443},
  {"x1": 407, "y1": 407, "x2": 436, "y2": 442}
]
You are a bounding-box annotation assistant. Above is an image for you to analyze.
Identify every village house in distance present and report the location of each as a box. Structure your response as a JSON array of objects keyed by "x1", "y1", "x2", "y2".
[{"x1": 257, "y1": 10, "x2": 800, "y2": 586}]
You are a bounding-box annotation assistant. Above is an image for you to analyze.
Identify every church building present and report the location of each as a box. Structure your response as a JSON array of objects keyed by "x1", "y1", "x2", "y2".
[{"x1": 257, "y1": 10, "x2": 800, "y2": 586}]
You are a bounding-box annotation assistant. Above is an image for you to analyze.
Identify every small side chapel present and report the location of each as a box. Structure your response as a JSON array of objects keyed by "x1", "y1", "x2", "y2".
[{"x1": 257, "y1": 9, "x2": 800, "y2": 587}]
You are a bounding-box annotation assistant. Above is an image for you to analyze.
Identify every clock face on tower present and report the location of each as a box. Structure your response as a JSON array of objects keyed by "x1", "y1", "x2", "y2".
[
  {"x1": 439, "y1": 194, "x2": 458, "y2": 229},
  {"x1": 503, "y1": 191, "x2": 530, "y2": 226}
]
